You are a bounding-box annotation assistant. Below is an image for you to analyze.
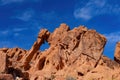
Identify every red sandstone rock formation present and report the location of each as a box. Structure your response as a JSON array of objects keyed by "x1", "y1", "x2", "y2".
[
  {"x1": 0, "y1": 74, "x2": 14, "y2": 80},
  {"x1": 0, "y1": 23, "x2": 120, "y2": 80},
  {"x1": 114, "y1": 42, "x2": 120, "y2": 64}
]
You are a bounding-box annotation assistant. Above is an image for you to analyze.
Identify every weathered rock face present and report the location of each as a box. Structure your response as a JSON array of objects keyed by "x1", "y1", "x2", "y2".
[
  {"x1": 0, "y1": 51, "x2": 7, "y2": 73},
  {"x1": 0, "y1": 74, "x2": 14, "y2": 80},
  {"x1": 0, "y1": 23, "x2": 120, "y2": 80},
  {"x1": 114, "y1": 42, "x2": 120, "y2": 64}
]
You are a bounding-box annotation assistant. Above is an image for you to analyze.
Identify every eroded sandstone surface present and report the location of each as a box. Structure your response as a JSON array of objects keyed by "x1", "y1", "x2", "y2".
[{"x1": 0, "y1": 23, "x2": 120, "y2": 80}]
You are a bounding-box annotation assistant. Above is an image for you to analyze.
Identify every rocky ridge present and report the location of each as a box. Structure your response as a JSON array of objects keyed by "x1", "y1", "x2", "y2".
[{"x1": 0, "y1": 23, "x2": 120, "y2": 80}]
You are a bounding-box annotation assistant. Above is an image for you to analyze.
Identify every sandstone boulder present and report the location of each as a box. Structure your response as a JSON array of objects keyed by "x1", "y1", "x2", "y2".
[
  {"x1": 0, "y1": 74, "x2": 14, "y2": 80},
  {"x1": 114, "y1": 42, "x2": 120, "y2": 64},
  {"x1": 0, "y1": 51, "x2": 7, "y2": 73}
]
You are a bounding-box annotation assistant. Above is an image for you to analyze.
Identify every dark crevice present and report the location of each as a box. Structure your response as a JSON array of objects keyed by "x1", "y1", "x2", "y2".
[
  {"x1": 91, "y1": 71, "x2": 97, "y2": 73},
  {"x1": 7, "y1": 67, "x2": 29, "y2": 80},
  {"x1": 15, "y1": 48, "x2": 18, "y2": 52},
  {"x1": 35, "y1": 77, "x2": 38, "y2": 80},
  {"x1": 82, "y1": 53, "x2": 96, "y2": 60},
  {"x1": 46, "y1": 60, "x2": 49, "y2": 65},
  {"x1": 56, "y1": 57, "x2": 64, "y2": 70},
  {"x1": 114, "y1": 57, "x2": 120, "y2": 64},
  {"x1": 81, "y1": 53, "x2": 102, "y2": 68},
  {"x1": 94, "y1": 55, "x2": 102, "y2": 68},
  {"x1": 72, "y1": 39, "x2": 80, "y2": 51},
  {"x1": 39, "y1": 57, "x2": 46, "y2": 70},
  {"x1": 78, "y1": 72, "x2": 84, "y2": 76}
]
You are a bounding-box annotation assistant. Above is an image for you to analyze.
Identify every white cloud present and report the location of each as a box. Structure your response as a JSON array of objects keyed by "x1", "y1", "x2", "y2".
[
  {"x1": 1, "y1": 0, "x2": 24, "y2": 5},
  {"x1": 74, "y1": 0, "x2": 120, "y2": 20},
  {"x1": 0, "y1": 40, "x2": 18, "y2": 48},
  {"x1": 0, "y1": 30, "x2": 9, "y2": 35},
  {"x1": 0, "y1": 0, "x2": 41, "y2": 5},
  {"x1": 0, "y1": 27, "x2": 28, "y2": 37},
  {"x1": 104, "y1": 32, "x2": 120, "y2": 43},
  {"x1": 15, "y1": 10, "x2": 34, "y2": 21},
  {"x1": 14, "y1": 33, "x2": 20, "y2": 36},
  {"x1": 74, "y1": 7, "x2": 92, "y2": 20},
  {"x1": 13, "y1": 27, "x2": 28, "y2": 32}
]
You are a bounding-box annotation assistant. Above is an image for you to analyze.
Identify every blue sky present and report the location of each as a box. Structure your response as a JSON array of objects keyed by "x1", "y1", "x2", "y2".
[{"x1": 0, "y1": 0, "x2": 120, "y2": 59}]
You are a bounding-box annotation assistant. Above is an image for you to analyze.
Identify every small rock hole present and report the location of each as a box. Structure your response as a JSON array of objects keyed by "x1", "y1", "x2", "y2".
[
  {"x1": 40, "y1": 41, "x2": 49, "y2": 51},
  {"x1": 78, "y1": 72, "x2": 84, "y2": 76}
]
